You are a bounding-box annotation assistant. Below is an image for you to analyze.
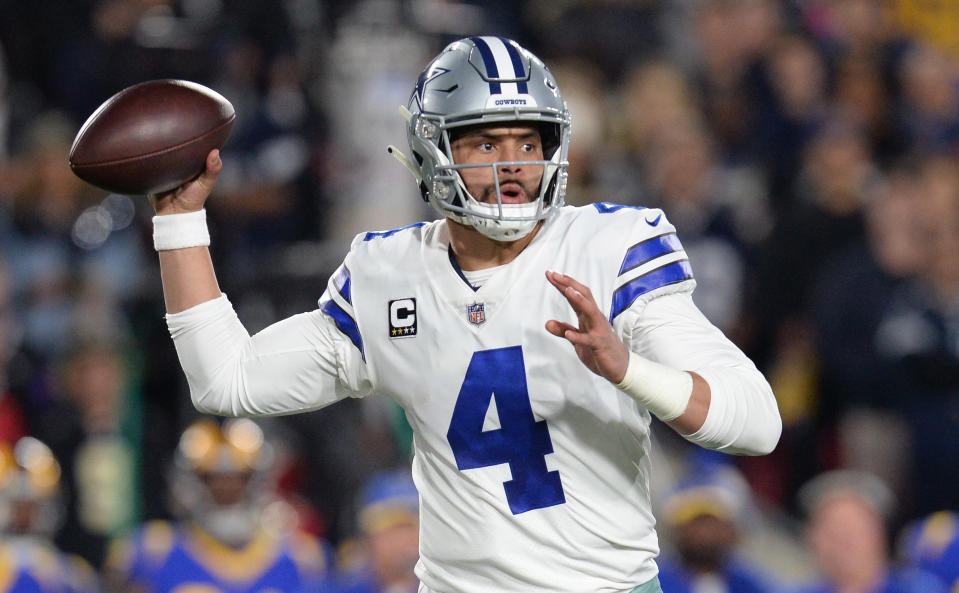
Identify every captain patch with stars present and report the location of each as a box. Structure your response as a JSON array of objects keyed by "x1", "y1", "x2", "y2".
[{"x1": 389, "y1": 298, "x2": 417, "y2": 337}]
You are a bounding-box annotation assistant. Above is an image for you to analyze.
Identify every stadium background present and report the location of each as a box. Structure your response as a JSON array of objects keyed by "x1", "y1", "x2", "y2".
[{"x1": 1, "y1": 0, "x2": 958, "y2": 585}]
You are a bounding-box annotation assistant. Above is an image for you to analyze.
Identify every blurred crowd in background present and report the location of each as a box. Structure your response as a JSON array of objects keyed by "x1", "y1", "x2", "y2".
[{"x1": 1, "y1": 0, "x2": 959, "y2": 592}]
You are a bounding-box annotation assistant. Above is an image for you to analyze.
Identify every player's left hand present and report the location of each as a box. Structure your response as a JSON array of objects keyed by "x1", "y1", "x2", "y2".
[{"x1": 545, "y1": 271, "x2": 630, "y2": 384}]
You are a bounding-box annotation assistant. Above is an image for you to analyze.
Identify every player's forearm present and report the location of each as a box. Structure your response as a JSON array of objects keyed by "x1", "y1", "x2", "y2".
[
  {"x1": 625, "y1": 292, "x2": 782, "y2": 455},
  {"x1": 613, "y1": 350, "x2": 695, "y2": 423},
  {"x1": 683, "y1": 364, "x2": 781, "y2": 455},
  {"x1": 158, "y1": 246, "x2": 223, "y2": 313},
  {"x1": 617, "y1": 351, "x2": 781, "y2": 454},
  {"x1": 666, "y1": 371, "x2": 710, "y2": 434}
]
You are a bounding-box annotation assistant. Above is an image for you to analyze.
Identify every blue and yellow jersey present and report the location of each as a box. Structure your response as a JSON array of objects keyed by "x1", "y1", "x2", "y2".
[
  {"x1": 656, "y1": 556, "x2": 776, "y2": 593},
  {"x1": 0, "y1": 540, "x2": 99, "y2": 593},
  {"x1": 107, "y1": 521, "x2": 334, "y2": 593},
  {"x1": 900, "y1": 511, "x2": 959, "y2": 592},
  {"x1": 892, "y1": 0, "x2": 959, "y2": 61}
]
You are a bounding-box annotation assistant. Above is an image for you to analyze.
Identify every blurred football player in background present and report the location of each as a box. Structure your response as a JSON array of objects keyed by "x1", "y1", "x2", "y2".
[
  {"x1": 656, "y1": 458, "x2": 781, "y2": 593},
  {"x1": 792, "y1": 470, "x2": 948, "y2": 593},
  {"x1": 147, "y1": 37, "x2": 781, "y2": 593},
  {"x1": 105, "y1": 418, "x2": 334, "y2": 593},
  {"x1": 334, "y1": 469, "x2": 419, "y2": 593},
  {"x1": 0, "y1": 436, "x2": 100, "y2": 593}
]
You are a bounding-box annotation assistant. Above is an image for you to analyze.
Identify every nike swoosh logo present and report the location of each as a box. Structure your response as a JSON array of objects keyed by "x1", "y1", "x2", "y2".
[{"x1": 645, "y1": 213, "x2": 662, "y2": 226}]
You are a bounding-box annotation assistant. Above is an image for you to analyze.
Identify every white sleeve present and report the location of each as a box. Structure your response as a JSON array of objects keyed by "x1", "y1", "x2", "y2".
[
  {"x1": 165, "y1": 294, "x2": 372, "y2": 417},
  {"x1": 620, "y1": 291, "x2": 782, "y2": 455}
]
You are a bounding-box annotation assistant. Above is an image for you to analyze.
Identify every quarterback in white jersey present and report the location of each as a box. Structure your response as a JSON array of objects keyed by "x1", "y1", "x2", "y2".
[{"x1": 148, "y1": 37, "x2": 781, "y2": 593}]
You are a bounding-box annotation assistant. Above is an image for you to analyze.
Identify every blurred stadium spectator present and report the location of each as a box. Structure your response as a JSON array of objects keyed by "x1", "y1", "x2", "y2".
[
  {"x1": 893, "y1": 42, "x2": 959, "y2": 156},
  {"x1": 810, "y1": 161, "x2": 925, "y2": 505},
  {"x1": 793, "y1": 469, "x2": 948, "y2": 593},
  {"x1": 32, "y1": 338, "x2": 139, "y2": 568},
  {"x1": 869, "y1": 156, "x2": 959, "y2": 518},
  {"x1": 333, "y1": 468, "x2": 420, "y2": 593},
  {"x1": 656, "y1": 453, "x2": 783, "y2": 593}
]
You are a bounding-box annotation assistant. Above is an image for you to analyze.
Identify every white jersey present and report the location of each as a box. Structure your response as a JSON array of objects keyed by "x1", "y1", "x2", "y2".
[
  {"x1": 321, "y1": 204, "x2": 696, "y2": 593},
  {"x1": 167, "y1": 203, "x2": 780, "y2": 593}
]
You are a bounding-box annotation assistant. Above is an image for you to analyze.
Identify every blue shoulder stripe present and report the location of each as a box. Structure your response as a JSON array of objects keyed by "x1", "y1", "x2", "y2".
[
  {"x1": 592, "y1": 202, "x2": 646, "y2": 214},
  {"x1": 332, "y1": 265, "x2": 352, "y2": 303},
  {"x1": 619, "y1": 233, "x2": 684, "y2": 276},
  {"x1": 363, "y1": 222, "x2": 427, "y2": 241},
  {"x1": 321, "y1": 298, "x2": 364, "y2": 358},
  {"x1": 610, "y1": 260, "x2": 693, "y2": 321}
]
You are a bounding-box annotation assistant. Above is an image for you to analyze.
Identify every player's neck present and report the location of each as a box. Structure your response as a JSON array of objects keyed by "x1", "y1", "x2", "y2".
[{"x1": 447, "y1": 219, "x2": 543, "y2": 270}]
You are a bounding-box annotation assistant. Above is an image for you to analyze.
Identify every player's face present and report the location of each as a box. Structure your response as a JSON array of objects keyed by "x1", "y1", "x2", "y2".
[
  {"x1": 201, "y1": 471, "x2": 251, "y2": 506},
  {"x1": 9, "y1": 499, "x2": 40, "y2": 534},
  {"x1": 450, "y1": 126, "x2": 545, "y2": 205}
]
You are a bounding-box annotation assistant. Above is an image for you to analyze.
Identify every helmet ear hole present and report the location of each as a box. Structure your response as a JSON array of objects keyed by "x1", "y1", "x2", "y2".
[
  {"x1": 543, "y1": 176, "x2": 557, "y2": 207},
  {"x1": 538, "y1": 124, "x2": 561, "y2": 160}
]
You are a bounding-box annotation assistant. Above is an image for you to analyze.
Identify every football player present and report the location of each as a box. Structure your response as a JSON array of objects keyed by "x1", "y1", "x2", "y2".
[
  {"x1": 105, "y1": 419, "x2": 334, "y2": 593},
  {"x1": 0, "y1": 437, "x2": 99, "y2": 593},
  {"x1": 146, "y1": 37, "x2": 781, "y2": 593}
]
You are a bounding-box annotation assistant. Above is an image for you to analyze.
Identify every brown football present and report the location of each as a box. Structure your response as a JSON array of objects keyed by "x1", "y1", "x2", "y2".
[{"x1": 69, "y1": 79, "x2": 235, "y2": 195}]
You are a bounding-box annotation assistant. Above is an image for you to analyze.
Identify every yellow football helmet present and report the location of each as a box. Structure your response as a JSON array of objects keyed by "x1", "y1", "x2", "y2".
[
  {"x1": 176, "y1": 418, "x2": 267, "y2": 475},
  {"x1": 169, "y1": 419, "x2": 274, "y2": 546},
  {"x1": 0, "y1": 437, "x2": 63, "y2": 536}
]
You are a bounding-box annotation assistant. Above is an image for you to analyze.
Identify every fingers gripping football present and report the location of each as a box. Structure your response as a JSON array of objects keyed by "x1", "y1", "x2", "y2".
[
  {"x1": 545, "y1": 271, "x2": 630, "y2": 384},
  {"x1": 149, "y1": 150, "x2": 222, "y2": 216}
]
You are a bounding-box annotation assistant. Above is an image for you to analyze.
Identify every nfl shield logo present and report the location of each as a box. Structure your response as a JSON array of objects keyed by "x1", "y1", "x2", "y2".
[{"x1": 467, "y1": 303, "x2": 486, "y2": 325}]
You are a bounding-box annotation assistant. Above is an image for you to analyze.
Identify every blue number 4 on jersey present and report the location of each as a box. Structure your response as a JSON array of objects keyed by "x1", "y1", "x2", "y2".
[{"x1": 446, "y1": 346, "x2": 566, "y2": 514}]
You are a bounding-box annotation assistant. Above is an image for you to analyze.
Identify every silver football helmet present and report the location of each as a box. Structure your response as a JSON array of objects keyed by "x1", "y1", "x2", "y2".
[{"x1": 390, "y1": 37, "x2": 571, "y2": 241}]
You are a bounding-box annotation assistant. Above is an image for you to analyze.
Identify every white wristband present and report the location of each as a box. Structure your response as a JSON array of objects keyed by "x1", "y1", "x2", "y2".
[
  {"x1": 615, "y1": 351, "x2": 693, "y2": 421},
  {"x1": 153, "y1": 209, "x2": 210, "y2": 251}
]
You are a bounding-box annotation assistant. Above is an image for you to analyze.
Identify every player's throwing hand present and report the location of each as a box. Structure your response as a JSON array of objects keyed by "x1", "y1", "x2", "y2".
[
  {"x1": 149, "y1": 149, "x2": 222, "y2": 216},
  {"x1": 545, "y1": 270, "x2": 630, "y2": 384}
]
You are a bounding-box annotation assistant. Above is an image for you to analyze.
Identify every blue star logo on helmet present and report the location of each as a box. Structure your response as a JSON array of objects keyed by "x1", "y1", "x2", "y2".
[{"x1": 411, "y1": 66, "x2": 450, "y2": 111}]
